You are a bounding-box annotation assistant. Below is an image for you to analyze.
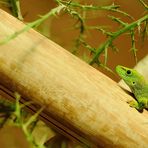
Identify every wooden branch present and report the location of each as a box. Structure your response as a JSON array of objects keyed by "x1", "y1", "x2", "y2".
[{"x1": 0, "y1": 9, "x2": 148, "y2": 147}]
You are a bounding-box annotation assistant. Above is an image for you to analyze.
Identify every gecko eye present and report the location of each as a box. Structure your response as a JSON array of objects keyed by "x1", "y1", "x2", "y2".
[
  {"x1": 132, "y1": 81, "x2": 136, "y2": 85},
  {"x1": 126, "y1": 70, "x2": 131, "y2": 75}
]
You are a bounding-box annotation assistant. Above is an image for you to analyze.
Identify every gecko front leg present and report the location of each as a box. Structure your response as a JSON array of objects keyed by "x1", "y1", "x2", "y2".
[{"x1": 127, "y1": 99, "x2": 144, "y2": 111}]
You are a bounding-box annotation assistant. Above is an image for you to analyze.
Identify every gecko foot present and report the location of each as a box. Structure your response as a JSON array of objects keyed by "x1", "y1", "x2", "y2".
[{"x1": 127, "y1": 100, "x2": 143, "y2": 111}]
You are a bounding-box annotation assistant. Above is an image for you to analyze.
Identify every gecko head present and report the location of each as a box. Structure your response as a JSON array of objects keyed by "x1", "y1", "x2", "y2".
[{"x1": 115, "y1": 65, "x2": 145, "y2": 90}]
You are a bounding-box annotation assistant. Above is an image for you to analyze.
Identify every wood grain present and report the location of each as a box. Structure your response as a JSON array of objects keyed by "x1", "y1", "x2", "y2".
[{"x1": 0, "y1": 9, "x2": 148, "y2": 147}]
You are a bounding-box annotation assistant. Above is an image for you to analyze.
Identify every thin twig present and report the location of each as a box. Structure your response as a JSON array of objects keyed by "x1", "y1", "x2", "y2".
[{"x1": 89, "y1": 14, "x2": 148, "y2": 65}]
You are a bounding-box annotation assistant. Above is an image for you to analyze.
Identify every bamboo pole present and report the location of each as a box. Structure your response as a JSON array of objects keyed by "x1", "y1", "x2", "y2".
[{"x1": 0, "y1": 9, "x2": 148, "y2": 147}]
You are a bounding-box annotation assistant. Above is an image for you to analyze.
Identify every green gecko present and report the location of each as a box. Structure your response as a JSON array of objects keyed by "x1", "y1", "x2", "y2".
[{"x1": 116, "y1": 65, "x2": 148, "y2": 111}]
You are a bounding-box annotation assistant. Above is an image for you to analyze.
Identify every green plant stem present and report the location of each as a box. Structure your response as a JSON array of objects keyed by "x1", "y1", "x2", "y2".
[
  {"x1": 10, "y1": 0, "x2": 23, "y2": 20},
  {"x1": 138, "y1": 0, "x2": 148, "y2": 10},
  {"x1": 22, "y1": 108, "x2": 45, "y2": 148},
  {"x1": 0, "y1": 4, "x2": 65, "y2": 45},
  {"x1": 59, "y1": 0, "x2": 133, "y2": 18},
  {"x1": 89, "y1": 14, "x2": 148, "y2": 65}
]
